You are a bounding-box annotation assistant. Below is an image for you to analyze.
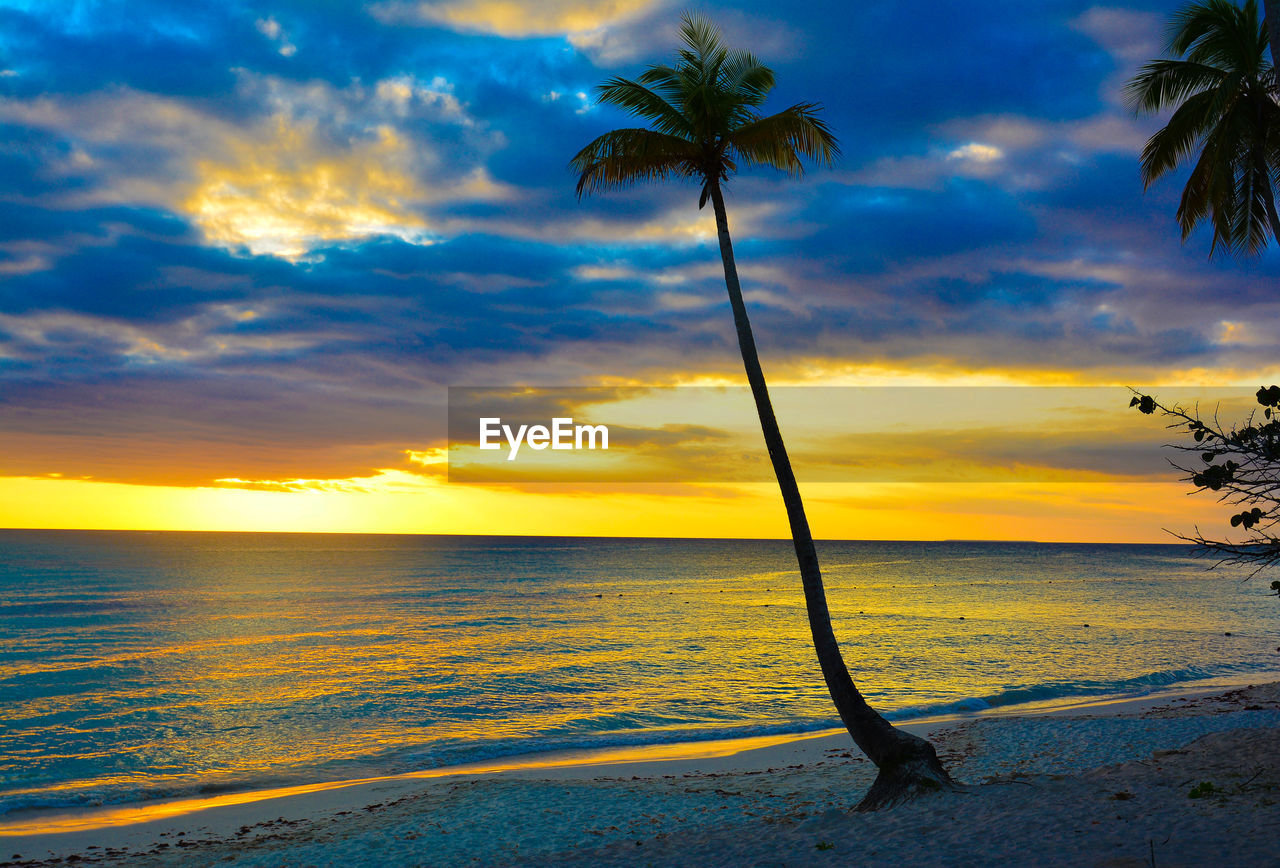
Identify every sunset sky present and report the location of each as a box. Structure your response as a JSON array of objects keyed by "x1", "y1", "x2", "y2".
[{"x1": 2, "y1": 0, "x2": 1277, "y2": 539}]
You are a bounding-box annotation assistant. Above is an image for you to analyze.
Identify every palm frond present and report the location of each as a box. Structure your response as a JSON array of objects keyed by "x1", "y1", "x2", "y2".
[
  {"x1": 1138, "y1": 89, "x2": 1224, "y2": 185},
  {"x1": 1178, "y1": 118, "x2": 1242, "y2": 252},
  {"x1": 635, "y1": 64, "x2": 691, "y2": 115},
  {"x1": 570, "y1": 128, "x2": 701, "y2": 198},
  {"x1": 676, "y1": 12, "x2": 727, "y2": 71},
  {"x1": 596, "y1": 77, "x2": 693, "y2": 138},
  {"x1": 728, "y1": 103, "x2": 840, "y2": 174},
  {"x1": 1169, "y1": 0, "x2": 1264, "y2": 75},
  {"x1": 1124, "y1": 59, "x2": 1226, "y2": 112},
  {"x1": 720, "y1": 49, "x2": 774, "y2": 110},
  {"x1": 1234, "y1": 147, "x2": 1273, "y2": 253}
]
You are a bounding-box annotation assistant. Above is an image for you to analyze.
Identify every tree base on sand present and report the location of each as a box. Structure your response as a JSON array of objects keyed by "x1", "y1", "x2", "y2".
[{"x1": 855, "y1": 730, "x2": 958, "y2": 812}]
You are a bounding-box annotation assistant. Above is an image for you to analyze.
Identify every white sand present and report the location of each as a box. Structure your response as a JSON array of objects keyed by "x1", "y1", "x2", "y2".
[{"x1": 3, "y1": 681, "x2": 1280, "y2": 867}]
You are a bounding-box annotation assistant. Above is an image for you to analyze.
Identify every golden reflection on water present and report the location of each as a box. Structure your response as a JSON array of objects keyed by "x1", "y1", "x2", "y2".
[{"x1": 3, "y1": 533, "x2": 1275, "y2": 829}]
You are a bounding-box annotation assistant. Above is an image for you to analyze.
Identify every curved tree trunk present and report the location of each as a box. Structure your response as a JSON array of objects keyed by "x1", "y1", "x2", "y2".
[{"x1": 706, "y1": 180, "x2": 955, "y2": 810}]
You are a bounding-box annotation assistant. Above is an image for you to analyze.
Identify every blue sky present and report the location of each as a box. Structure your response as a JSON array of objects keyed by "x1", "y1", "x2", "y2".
[{"x1": 1, "y1": 0, "x2": 1276, "y2": 497}]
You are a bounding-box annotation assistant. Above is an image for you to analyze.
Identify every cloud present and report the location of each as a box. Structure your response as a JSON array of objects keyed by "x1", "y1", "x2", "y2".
[
  {"x1": 1071, "y1": 6, "x2": 1162, "y2": 66},
  {"x1": 942, "y1": 113, "x2": 1148, "y2": 157},
  {"x1": 369, "y1": 0, "x2": 661, "y2": 36},
  {"x1": 516, "y1": 203, "x2": 722, "y2": 245},
  {"x1": 1064, "y1": 114, "x2": 1150, "y2": 154},
  {"x1": 183, "y1": 119, "x2": 437, "y2": 258},
  {"x1": 0, "y1": 302, "x2": 334, "y2": 366},
  {"x1": 255, "y1": 16, "x2": 297, "y2": 57},
  {"x1": 0, "y1": 72, "x2": 509, "y2": 258},
  {"x1": 946, "y1": 142, "x2": 1003, "y2": 163},
  {"x1": 1070, "y1": 6, "x2": 1163, "y2": 106},
  {"x1": 849, "y1": 109, "x2": 1150, "y2": 193},
  {"x1": 374, "y1": 75, "x2": 472, "y2": 122}
]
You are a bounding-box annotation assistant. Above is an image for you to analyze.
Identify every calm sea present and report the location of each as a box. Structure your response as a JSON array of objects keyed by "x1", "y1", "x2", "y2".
[{"x1": 1, "y1": 530, "x2": 1278, "y2": 816}]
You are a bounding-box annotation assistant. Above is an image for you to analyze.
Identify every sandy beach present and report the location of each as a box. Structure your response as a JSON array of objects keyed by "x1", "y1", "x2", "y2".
[{"x1": 2, "y1": 680, "x2": 1278, "y2": 867}]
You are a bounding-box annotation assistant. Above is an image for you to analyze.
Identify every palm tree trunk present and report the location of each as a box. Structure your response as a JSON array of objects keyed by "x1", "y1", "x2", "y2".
[
  {"x1": 1265, "y1": 0, "x2": 1280, "y2": 72},
  {"x1": 706, "y1": 180, "x2": 954, "y2": 810}
]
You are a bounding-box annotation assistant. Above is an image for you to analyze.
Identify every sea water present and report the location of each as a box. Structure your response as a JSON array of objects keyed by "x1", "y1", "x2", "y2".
[{"x1": 2, "y1": 530, "x2": 1278, "y2": 816}]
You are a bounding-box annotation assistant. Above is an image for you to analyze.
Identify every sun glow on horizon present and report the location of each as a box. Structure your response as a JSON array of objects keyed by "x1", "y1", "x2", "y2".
[
  {"x1": 0, "y1": 473, "x2": 1234, "y2": 544},
  {"x1": 3, "y1": 378, "x2": 1258, "y2": 542}
]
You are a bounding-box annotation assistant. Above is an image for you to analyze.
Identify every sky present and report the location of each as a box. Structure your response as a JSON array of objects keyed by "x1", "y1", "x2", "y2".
[{"x1": 1, "y1": 0, "x2": 1276, "y2": 540}]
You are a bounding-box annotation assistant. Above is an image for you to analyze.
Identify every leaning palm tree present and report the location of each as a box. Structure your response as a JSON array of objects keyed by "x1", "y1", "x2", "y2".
[
  {"x1": 1127, "y1": 0, "x2": 1280, "y2": 256},
  {"x1": 571, "y1": 13, "x2": 953, "y2": 810}
]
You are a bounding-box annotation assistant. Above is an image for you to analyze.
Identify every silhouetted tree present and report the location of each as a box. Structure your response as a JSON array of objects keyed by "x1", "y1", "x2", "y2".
[
  {"x1": 1127, "y1": 0, "x2": 1280, "y2": 255},
  {"x1": 1131, "y1": 388, "x2": 1280, "y2": 597},
  {"x1": 571, "y1": 13, "x2": 954, "y2": 809}
]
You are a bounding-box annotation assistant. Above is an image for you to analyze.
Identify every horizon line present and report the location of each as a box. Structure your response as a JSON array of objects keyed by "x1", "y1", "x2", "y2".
[{"x1": 0, "y1": 527, "x2": 1197, "y2": 546}]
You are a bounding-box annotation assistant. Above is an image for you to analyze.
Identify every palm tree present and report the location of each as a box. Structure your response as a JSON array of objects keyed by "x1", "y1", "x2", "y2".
[
  {"x1": 1127, "y1": 0, "x2": 1280, "y2": 256},
  {"x1": 571, "y1": 14, "x2": 953, "y2": 810}
]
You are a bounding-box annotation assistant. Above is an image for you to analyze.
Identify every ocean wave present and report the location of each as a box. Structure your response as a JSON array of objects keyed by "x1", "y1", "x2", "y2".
[
  {"x1": 9, "y1": 662, "x2": 1277, "y2": 820},
  {"x1": 884, "y1": 662, "x2": 1271, "y2": 721}
]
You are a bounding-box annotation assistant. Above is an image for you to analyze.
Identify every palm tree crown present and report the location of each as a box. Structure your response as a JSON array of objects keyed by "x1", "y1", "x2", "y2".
[
  {"x1": 571, "y1": 14, "x2": 839, "y2": 206},
  {"x1": 1127, "y1": 0, "x2": 1280, "y2": 256}
]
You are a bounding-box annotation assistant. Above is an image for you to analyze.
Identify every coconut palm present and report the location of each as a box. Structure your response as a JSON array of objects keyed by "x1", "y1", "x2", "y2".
[
  {"x1": 571, "y1": 13, "x2": 953, "y2": 810},
  {"x1": 1127, "y1": 0, "x2": 1280, "y2": 256}
]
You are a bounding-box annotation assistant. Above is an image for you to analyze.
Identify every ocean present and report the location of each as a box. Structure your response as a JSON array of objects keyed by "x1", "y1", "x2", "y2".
[{"x1": 2, "y1": 530, "x2": 1278, "y2": 817}]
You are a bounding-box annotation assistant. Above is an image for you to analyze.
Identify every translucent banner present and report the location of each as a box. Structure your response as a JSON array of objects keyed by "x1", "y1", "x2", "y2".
[{"x1": 446, "y1": 386, "x2": 1253, "y2": 483}]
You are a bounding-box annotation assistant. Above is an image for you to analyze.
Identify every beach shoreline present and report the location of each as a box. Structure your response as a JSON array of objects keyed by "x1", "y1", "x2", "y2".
[{"x1": 4, "y1": 675, "x2": 1280, "y2": 866}]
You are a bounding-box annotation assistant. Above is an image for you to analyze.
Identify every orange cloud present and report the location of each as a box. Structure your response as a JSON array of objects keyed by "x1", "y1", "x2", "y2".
[
  {"x1": 184, "y1": 120, "x2": 433, "y2": 258},
  {"x1": 371, "y1": 0, "x2": 661, "y2": 36}
]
